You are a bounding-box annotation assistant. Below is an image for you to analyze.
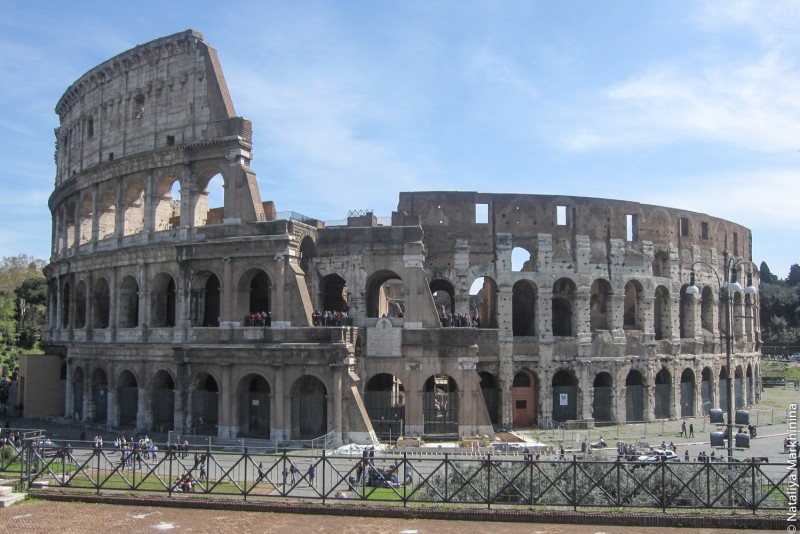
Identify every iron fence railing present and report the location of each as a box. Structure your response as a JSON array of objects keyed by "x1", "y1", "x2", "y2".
[{"x1": 15, "y1": 443, "x2": 797, "y2": 512}]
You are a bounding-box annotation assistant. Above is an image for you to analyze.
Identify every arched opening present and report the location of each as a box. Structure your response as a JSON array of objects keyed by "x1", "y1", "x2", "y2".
[
  {"x1": 63, "y1": 200, "x2": 76, "y2": 249},
  {"x1": 590, "y1": 279, "x2": 612, "y2": 331},
  {"x1": 364, "y1": 373, "x2": 405, "y2": 440},
  {"x1": 151, "y1": 273, "x2": 176, "y2": 327},
  {"x1": 469, "y1": 277, "x2": 498, "y2": 328},
  {"x1": 552, "y1": 370, "x2": 578, "y2": 422},
  {"x1": 512, "y1": 280, "x2": 537, "y2": 336},
  {"x1": 653, "y1": 286, "x2": 671, "y2": 340},
  {"x1": 123, "y1": 182, "x2": 145, "y2": 236},
  {"x1": 74, "y1": 281, "x2": 87, "y2": 329},
  {"x1": 238, "y1": 374, "x2": 271, "y2": 439},
  {"x1": 320, "y1": 274, "x2": 349, "y2": 313},
  {"x1": 61, "y1": 281, "x2": 71, "y2": 328},
  {"x1": 746, "y1": 364, "x2": 754, "y2": 405},
  {"x1": 654, "y1": 368, "x2": 672, "y2": 419},
  {"x1": 366, "y1": 270, "x2": 403, "y2": 318},
  {"x1": 679, "y1": 285, "x2": 693, "y2": 338},
  {"x1": 97, "y1": 188, "x2": 116, "y2": 239},
  {"x1": 79, "y1": 193, "x2": 93, "y2": 245},
  {"x1": 200, "y1": 274, "x2": 221, "y2": 327},
  {"x1": 193, "y1": 173, "x2": 225, "y2": 226},
  {"x1": 511, "y1": 246, "x2": 535, "y2": 272},
  {"x1": 423, "y1": 375, "x2": 459, "y2": 437},
  {"x1": 154, "y1": 176, "x2": 182, "y2": 230},
  {"x1": 623, "y1": 280, "x2": 643, "y2": 329},
  {"x1": 479, "y1": 372, "x2": 500, "y2": 426},
  {"x1": 192, "y1": 373, "x2": 219, "y2": 436},
  {"x1": 734, "y1": 365, "x2": 744, "y2": 409},
  {"x1": 552, "y1": 278, "x2": 576, "y2": 336},
  {"x1": 119, "y1": 276, "x2": 139, "y2": 328},
  {"x1": 680, "y1": 368, "x2": 696, "y2": 417},
  {"x1": 236, "y1": 269, "x2": 270, "y2": 325},
  {"x1": 625, "y1": 370, "x2": 644, "y2": 422},
  {"x1": 512, "y1": 370, "x2": 537, "y2": 427},
  {"x1": 151, "y1": 371, "x2": 175, "y2": 432},
  {"x1": 117, "y1": 370, "x2": 138, "y2": 428},
  {"x1": 592, "y1": 372, "x2": 613, "y2": 422},
  {"x1": 91, "y1": 368, "x2": 108, "y2": 424},
  {"x1": 93, "y1": 278, "x2": 110, "y2": 329},
  {"x1": 430, "y1": 279, "x2": 455, "y2": 324},
  {"x1": 290, "y1": 375, "x2": 327, "y2": 439},
  {"x1": 700, "y1": 286, "x2": 715, "y2": 334},
  {"x1": 72, "y1": 367, "x2": 84, "y2": 421},
  {"x1": 701, "y1": 367, "x2": 714, "y2": 414},
  {"x1": 719, "y1": 366, "x2": 728, "y2": 411}
]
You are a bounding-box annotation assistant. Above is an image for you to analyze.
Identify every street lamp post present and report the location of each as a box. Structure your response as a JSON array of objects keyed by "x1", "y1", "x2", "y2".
[{"x1": 686, "y1": 250, "x2": 757, "y2": 463}]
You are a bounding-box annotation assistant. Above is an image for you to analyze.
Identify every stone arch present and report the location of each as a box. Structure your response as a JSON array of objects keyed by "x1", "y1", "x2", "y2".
[
  {"x1": 700, "y1": 286, "x2": 715, "y2": 334},
  {"x1": 153, "y1": 175, "x2": 181, "y2": 230},
  {"x1": 71, "y1": 366, "x2": 85, "y2": 421},
  {"x1": 625, "y1": 370, "x2": 644, "y2": 422},
  {"x1": 97, "y1": 187, "x2": 116, "y2": 239},
  {"x1": 118, "y1": 275, "x2": 139, "y2": 328},
  {"x1": 237, "y1": 374, "x2": 271, "y2": 439},
  {"x1": 479, "y1": 372, "x2": 500, "y2": 426},
  {"x1": 653, "y1": 285, "x2": 671, "y2": 340},
  {"x1": 469, "y1": 276, "x2": 498, "y2": 328},
  {"x1": 701, "y1": 366, "x2": 714, "y2": 414},
  {"x1": 299, "y1": 235, "x2": 316, "y2": 276},
  {"x1": 590, "y1": 278, "x2": 612, "y2": 331},
  {"x1": 423, "y1": 374, "x2": 459, "y2": 437},
  {"x1": 190, "y1": 271, "x2": 221, "y2": 327},
  {"x1": 320, "y1": 273, "x2": 349, "y2": 314},
  {"x1": 63, "y1": 198, "x2": 76, "y2": 249},
  {"x1": 512, "y1": 369, "x2": 538, "y2": 428},
  {"x1": 679, "y1": 284, "x2": 693, "y2": 339},
  {"x1": 512, "y1": 280, "x2": 537, "y2": 336},
  {"x1": 511, "y1": 246, "x2": 535, "y2": 272},
  {"x1": 123, "y1": 181, "x2": 145, "y2": 236},
  {"x1": 623, "y1": 279, "x2": 644, "y2": 329},
  {"x1": 192, "y1": 372, "x2": 219, "y2": 435},
  {"x1": 151, "y1": 370, "x2": 175, "y2": 432},
  {"x1": 192, "y1": 170, "x2": 225, "y2": 227},
  {"x1": 366, "y1": 270, "x2": 403, "y2": 318},
  {"x1": 79, "y1": 193, "x2": 93, "y2": 245},
  {"x1": 552, "y1": 278, "x2": 576, "y2": 336},
  {"x1": 150, "y1": 272, "x2": 177, "y2": 327},
  {"x1": 61, "y1": 280, "x2": 71, "y2": 328},
  {"x1": 74, "y1": 280, "x2": 87, "y2": 329},
  {"x1": 552, "y1": 369, "x2": 578, "y2": 422},
  {"x1": 236, "y1": 268, "x2": 271, "y2": 324},
  {"x1": 290, "y1": 375, "x2": 328, "y2": 439},
  {"x1": 654, "y1": 368, "x2": 672, "y2": 419},
  {"x1": 117, "y1": 369, "x2": 139, "y2": 428},
  {"x1": 734, "y1": 364, "x2": 745, "y2": 409},
  {"x1": 680, "y1": 368, "x2": 696, "y2": 417},
  {"x1": 719, "y1": 365, "x2": 729, "y2": 411},
  {"x1": 91, "y1": 367, "x2": 108, "y2": 424},
  {"x1": 430, "y1": 278, "x2": 456, "y2": 321},
  {"x1": 746, "y1": 364, "x2": 754, "y2": 405},
  {"x1": 364, "y1": 373, "x2": 406, "y2": 440},
  {"x1": 93, "y1": 277, "x2": 110, "y2": 329},
  {"x1": 592, "y1": 372, "x2": 613, "y2": 422}
]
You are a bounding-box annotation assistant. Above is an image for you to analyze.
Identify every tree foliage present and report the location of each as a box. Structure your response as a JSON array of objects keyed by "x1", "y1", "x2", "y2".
[{"x1": 760, "y1": 262, "x2": 800, "y2": 344}]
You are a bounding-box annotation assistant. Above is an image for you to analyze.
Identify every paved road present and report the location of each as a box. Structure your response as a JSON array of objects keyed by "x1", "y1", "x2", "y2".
[{"x1": 0, "y1": 500, "x2": 780, "y2": 533}]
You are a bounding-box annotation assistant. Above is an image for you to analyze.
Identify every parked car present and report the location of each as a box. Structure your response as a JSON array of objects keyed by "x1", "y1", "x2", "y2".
[
  {"x1": 637, "y1": 450, "x2": 679, "y2": 463},
  {"x1": 31, "y1": 438, "x2": 58, "y2": 458}
]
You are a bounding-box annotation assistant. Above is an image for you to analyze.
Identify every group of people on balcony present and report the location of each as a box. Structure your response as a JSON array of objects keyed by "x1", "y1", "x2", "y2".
[
  {"x1": 439, "y1": 311, "x2": 478, "y2": 328},
  {"x1": 312, "y1": 310, "x2": 351, "y2": 326},
  {"x1": 246, "y1": 311, "x2": 272, "y2": 327}
]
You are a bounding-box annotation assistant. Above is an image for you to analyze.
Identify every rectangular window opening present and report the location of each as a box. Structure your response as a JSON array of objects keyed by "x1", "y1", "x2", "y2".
[
  {"x1": 733, "y1": 232, "x2": 738, "y2": 255},
  {"x1": 166, "y1": 135, "x2": 175, "y2": 146},
  {"x1": 626, "y1": 214, "x2": 637, "y2": 242},
  {"x1": 556, "y1": 205, "x2": 567, "y2": 226},
  {"x1": 475, "y1": 203, "x2": 488, "y2": 224},
  {"x1": 87, "y1": 117, "x2": 94, "y2": 138},
  {"x1": 108, "y1": 152, "x2": 114, "y2": 161},
  {"x1": 679, "y1": 217, "x2": 690, "y2": 237},
  {"x1": 701, "y1": 222, "x2": 709, "y2": 240}
]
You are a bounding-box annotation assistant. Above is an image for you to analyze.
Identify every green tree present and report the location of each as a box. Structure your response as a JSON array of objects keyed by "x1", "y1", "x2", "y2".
[
  {"x1": 787, "y1": 263, "x2": 800, "y2": 287},
  {"x1": 759, "y1": 261, "x2": 779, "y2": 284},
  {"x1": 0, "y1": 255, "x2": 46, "y2": 296}
]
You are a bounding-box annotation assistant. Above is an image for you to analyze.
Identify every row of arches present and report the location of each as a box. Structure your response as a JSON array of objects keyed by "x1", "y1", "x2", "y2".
[{"x1": 55, "y1": 171, "x2": 225, "y2": 253}]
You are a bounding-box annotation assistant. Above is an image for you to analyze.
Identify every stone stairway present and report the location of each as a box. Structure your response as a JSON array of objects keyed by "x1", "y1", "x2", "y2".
[{"x1": 0, "y1": 481, "x2": 26, "y2": 508}]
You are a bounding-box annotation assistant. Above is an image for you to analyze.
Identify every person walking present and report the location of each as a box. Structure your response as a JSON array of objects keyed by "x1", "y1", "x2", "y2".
[
  {"x1": 289, "y1": 463, "x2": 298, "y2": 485},
  {"x1": 689, "y1": 423, "x2": 694, "y2": 438},
  {"x1": 307, "y1": 464, "x2": 316, "y2": 487},
  {"x1": 681, "y1": 421, "x2": 686, "y2": 437}
]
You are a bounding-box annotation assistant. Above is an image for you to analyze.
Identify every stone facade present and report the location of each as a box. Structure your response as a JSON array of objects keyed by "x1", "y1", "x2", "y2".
[{"x1": 39, "y1": 30, "x2": 761, "y2": 445}]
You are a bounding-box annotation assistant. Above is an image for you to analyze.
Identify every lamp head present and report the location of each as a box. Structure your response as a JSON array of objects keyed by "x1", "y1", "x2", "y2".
[{"x1": 686, "y1": 271, "x2": 700, "y2": 295}]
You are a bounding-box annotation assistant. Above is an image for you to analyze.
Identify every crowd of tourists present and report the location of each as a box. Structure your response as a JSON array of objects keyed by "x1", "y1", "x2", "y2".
[{"x1": 439, "y1": 312, "x2": 478, "y2": 327}]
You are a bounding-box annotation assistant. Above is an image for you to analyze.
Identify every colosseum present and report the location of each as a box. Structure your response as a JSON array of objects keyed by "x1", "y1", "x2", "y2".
[{"x1": 38, "y1": 30, "x2": 761, "y2": 445}]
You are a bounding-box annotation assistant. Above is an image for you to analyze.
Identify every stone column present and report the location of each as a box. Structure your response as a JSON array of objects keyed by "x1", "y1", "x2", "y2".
[
  {"x1": 332, "y1": 365, "x2": 343, "y2": 445},
  {"x1": 221, "y1": 256, "x2": 233, "y2": 324}
]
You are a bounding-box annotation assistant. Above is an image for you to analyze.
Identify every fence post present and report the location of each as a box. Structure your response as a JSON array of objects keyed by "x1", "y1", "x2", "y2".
[
  {"x1": 243, "y1": 446, "x2": 248, "y2": 502},
  {"x1": 168, "y1": 446, "x2": 173, "y2": 497},
  {"x1": 444, "y1": 453, "x2": 449, "y2": 502},
  {"x1": 572, "y1": 455, "x2": 577, "y2": 511},
  {"x1": 321, "y1": 450, "x2": 326, "y2": 505},
  {"x1": 486, "y1": 453, "x2": 491, "y2": 510}
]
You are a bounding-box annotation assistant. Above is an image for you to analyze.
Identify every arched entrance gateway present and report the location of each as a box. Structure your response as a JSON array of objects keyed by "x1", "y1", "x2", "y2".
[
  {"x1": 117, "y1": 370, "x2": 138, "y2": 428},
  {"x1": 151, "y1": 371, "x2": 175, "y2": 433},
  {"x1": 71, "y1": 367, "x2": 84, "y2": 421},
  {"x1": 238, "y1": 375, "x2": 270, "y2": 439},
  {"x1": 701, "y1": 367, "x2": 713, "y2": 414},
  {"x1": 91, "y1": 368, "x2": 108, "y2": 424},
  {"x1": 192, "y1": 373, "x2": 219, "y2": 435},
  {"x1": 551, "y1": 370, "x2": 578, "y2": 422},
  {"x1": 423, "y1": 375, "x2": 459, "y2": 437},
  {"x1": 625, "y1": 370, "x2": 644, "y2": 422},
  {"x1": 291, "y1": 376, "x2": 327, "y2": 440},
  {"x1": 680, "y1": 368, "x2": 696, "y2": 417},
  {"x1": 512, "y1": 370, "x2": 537, "y2": 427},
  {"x1": 654, "y1": 368, "x2": 672, "y2": 419},
  {"x1": 592, "y1": 373, "x2": 613, "y2": 422},
  {"x1": 479, "y1": 372, "x2": 500, "y2": 426},
  {"x1": 364, "y1": 373, "x2": 405, "y2": 440}
]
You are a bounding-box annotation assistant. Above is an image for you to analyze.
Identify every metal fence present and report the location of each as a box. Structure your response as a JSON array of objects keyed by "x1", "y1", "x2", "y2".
[{"x1": 13, "y1": 442, "x2": 796, "y2": 513}]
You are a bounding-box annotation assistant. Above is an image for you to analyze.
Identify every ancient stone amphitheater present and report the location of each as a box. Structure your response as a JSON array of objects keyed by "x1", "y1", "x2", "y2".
[{"x1": 41, "y1": 30, "x2": 761, "y2": 444}]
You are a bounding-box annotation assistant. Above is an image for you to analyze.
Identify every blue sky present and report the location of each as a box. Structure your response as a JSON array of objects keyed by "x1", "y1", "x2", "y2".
[{"x1": 1, "y1": 1, "x2": 798, "y2": 278}]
